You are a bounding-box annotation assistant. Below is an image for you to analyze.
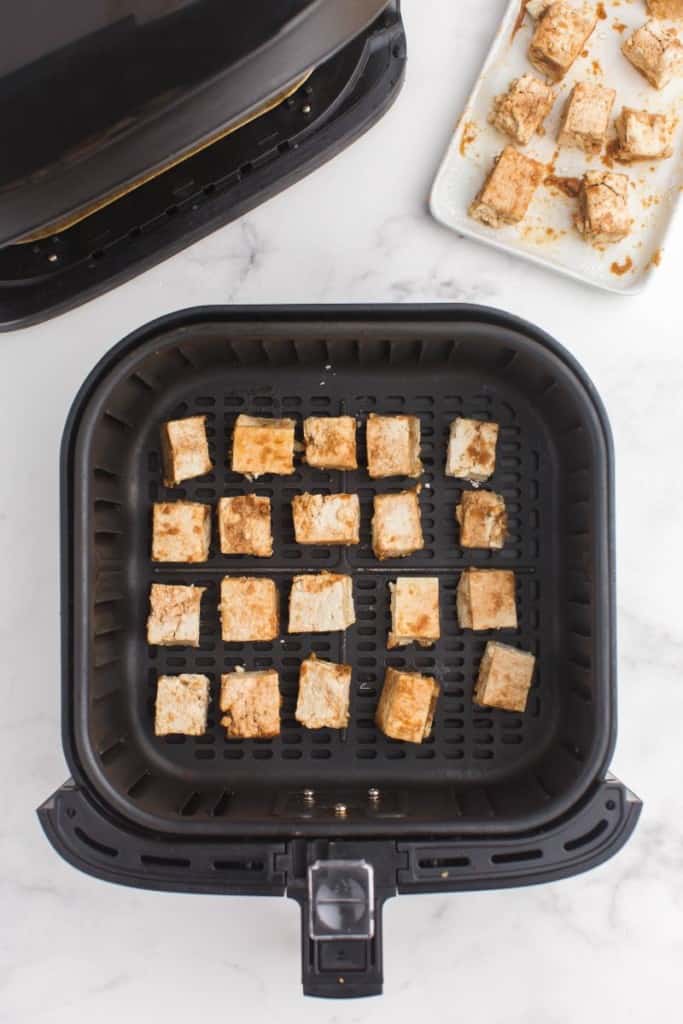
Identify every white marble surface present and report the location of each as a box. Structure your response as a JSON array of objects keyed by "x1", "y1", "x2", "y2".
[{"x1": 1, "y1": 2, "x2": 682, "y2": 1020}]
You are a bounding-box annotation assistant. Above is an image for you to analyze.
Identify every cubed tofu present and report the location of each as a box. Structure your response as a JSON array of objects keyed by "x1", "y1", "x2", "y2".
[
  {"x1": 469, "y1": 146, "x2": 545, "y2": 228},
  {"x1": 372, "y1": 489, "x2": 425, "y2": 560},
  {"x1": 160, "y1": 415, "x2": 212, "y2": 487},
  {"x1": 446, "y1": 417, "x2": 499, "y2": 483},
  {"x1": 220, "y1": 668, "x2": 281, "y2": 738},
  {"x1": 456, "y1": 569, "x2": 517, "y2": 630},
  {"x1": 646, "y1": 0, "x2": 683, "y2": 17},
  {"x1": 152, "y1": 501, "x2": 211, "y2": 562},
  {"x1": 623, "y1": 21, "x2": 683, "y2": 90},
  {"x1": 388, "y1": 577, "x2": 440, "y2": 649},
  {"x1": 526, "y1": 0, "x2": 553, "y2": 18},
  {"x1": 292, "y1": 493, "x2": 360, "y2": 545},
  {"x1": 490, "y1": 74, "x2": 556, "y2": 145},
  {"x1": 366, "y1": 414, "x2": 422, "y2": 478},
  {"x1": 154, "y1": 674, "x2": 209, "y2": 736},
  {"x1": 375, "y1": 667, "x2": 440, "y2": 744},
  {"x1": 456, "y1": 490, "x2": 508, "y2": 549},
  {"x1": 558, "y1": 82, "x2": 616, "y2": 154},
  {"x1": 474, "y1": 642, "x2": 536, "y2": 712},
  {"x1": 218, "y1": 495, "x2": 273, "y2": 557},
  {"x1": 303, "y1": 416, "x2": 358, "y2": 470},
  {"x1": 220, "y1": 576, "x2": 279, "y2": 641},
  {"x1": 528, "y1": 2, "x2": 598, "y2": 81},
  {"x1": 575, "y1": 171, "x2": 632, "y2": 245},
  {"x1": 295, "y1": 654, "x2": 352, "y2": 729},
  {"x1": 231, "y1": 415, "x2": 296, "y2": 477},
  {"x1": 147, "y1": 583, "x2": 205, "y2": 646},
  {"x1": 288, "y1": 573, "x2": 355, "y2": 633},
  {"x1": 615, "y1": 107, "x2": 675, "y2": 161}
]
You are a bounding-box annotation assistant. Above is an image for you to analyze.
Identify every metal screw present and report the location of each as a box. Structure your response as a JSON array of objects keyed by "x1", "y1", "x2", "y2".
[
  {"x1": 302, "y1": 103, "x2": 312, "y2": 115},
  {"x1": 334, "y1": 803, "x2": 347, "y2": 817},
  {"x1": 368, "y1": 787, "x2": 380, "y2": 802},
  {"x1": 47, "y1": 253, "x2": 59, "y2": 263},
  {"x1": 303, "y1": 789, "x2": 315, "y2": 803}
]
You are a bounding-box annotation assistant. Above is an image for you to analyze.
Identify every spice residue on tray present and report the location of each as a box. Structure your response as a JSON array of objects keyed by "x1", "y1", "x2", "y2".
[
  {"x1": 459, "y1": 120, "x2": 479, "y2": 156},
  {"x1": 610, "y1": 256, "x2": 633, "y2": 276},
  {"x1": 545, "y1": 174, "x2": 582, "y2": 197},
  {"x1": 596, "y1": 2, "x2": 607, "y2": 19},
  {"x1": 612, "y1": 20, "x2": 627, "y2": 33},
  {"x1": 512, "y1": 0, "x2": 528, "y2": 38},
  {"x1": 592, "y1": 59, "x2": 603, "y2": 76},
  {"x1": 648, "y1": 249, "x2": 663, "y2": 268}
]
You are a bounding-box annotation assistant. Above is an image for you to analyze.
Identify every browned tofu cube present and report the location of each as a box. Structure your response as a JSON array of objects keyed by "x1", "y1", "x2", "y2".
[
  {"x1": 558, "y1": 82, "x2": 616, "y2": 154},
  {"x1": 456, "y1": 490, "x2": 508, "y2": 550},
  {"x1": 446, "y1": 418, "x2": 499, "y2": 482},
  {"x1": 474, "y1": 642, "x2": 536, "y2": 712},
  {"x1": 220, "y1": 576, "x2": 279, "y2": 641},
  {"x1": 456, "y1": 569, "x2": 517, "y2": 631},
  {"x1": 147, "y1": 583, "x2": 205, "y2": 646},
  {"x1": 152, "y1": 501, "x2": 211, "y2": 562},
  {"x1": 303, "y1": 416, "x2": 357, "y2": 470},
  {"x1": 154, "y1": 674, "x2": 209, "y2": 736},
  {"x1": 490, "y1": 74, "x2": 556, "y2": 145},
  {"x1": 469, "y1": 146, "x2": 545, "y2": 228},
  {"x1": 615, "y1": 107, "x2": 675, "y2": 162},
  {"x1": 372, "y1": 489, "x2": 425, "y2": 560},
  {"x1": 160, "y1": 415, "x2": 212, "y2": 487},
  {"x1": 292, "y1": 493, "x2": 360, "y2": 545},
  {"x1": 220, "y1": 668, "x2": 281, "y2": 738},
  {"x1": 366, "y1": 414, "x2": 422, "y2": 478},
  {"x1": 375, "y1": 667, "x2": 440, "y2": 744},
  {"x1": 231, "y1": 415, "x2": 296, "y2": 477},
  {"x1": 528, "y1": 2, "x2": 598, "y2": 81},
  {"x1": 575, "y1": 172, "x2": 632, "y2": 246},
  {"x1": 288, "y1": 573, "x2": 355, "y2": 633},
  {"x1": 218, "y1": 495, "x2": 273, "y2": 557},
  {"x1": 295, "y1": 655, "x2": 352, "y2": 730},
  {"x1": 646, "y1": 0, "x2": 683, "y2": 17},
  {"x1": 388, "y1": 577, "x2": 440, "y2": 649},
  {"x1": 623, "y1": 21, "x2": 683, "y2": 89}
]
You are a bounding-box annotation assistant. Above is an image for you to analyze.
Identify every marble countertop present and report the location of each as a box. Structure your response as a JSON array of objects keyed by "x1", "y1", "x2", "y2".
[{"x1": 2, "y1": 1, "x2": 681, "y2": 1020}]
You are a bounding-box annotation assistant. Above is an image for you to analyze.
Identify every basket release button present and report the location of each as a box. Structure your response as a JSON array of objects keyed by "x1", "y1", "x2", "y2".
[{"x1": 308, "y1": 859, "x2": 374, "y2": 941}]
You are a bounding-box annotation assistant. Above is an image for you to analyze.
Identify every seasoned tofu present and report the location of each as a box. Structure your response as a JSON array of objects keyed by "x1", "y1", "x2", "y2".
[
  {"x1": 288, "y1": 573, "x2": 355, "y2": 633},
  {"x1": 490, "y1": 74, "x2": 556, "y2": 145},
  {"x1": 558, "y1": 82, "x2": 616, "y2": 154},
  {"x1": 295, "y1": 654, "x2": 352, "y2": 729},
  {"x1": 474, "y1": 642, "x2": 536, "y2": 712},
  {"x1": 152, "y1": 501, "x2": 211, "y2": 562},
  {"x1": 615, "y1": 107, "x2": 675, "y2": 162},
  {"x1": 456, "y1": 569, "x2": 517, "y2": 631},
  {"x1": 526, "y1": 0, "x2": 553, "y2": 17},
  {"x1": 231, "y1": 415, "x2": 295, "y2": 477},
  {"x1": 623, "y1": 21, "x2": 683, "y2": 90},
  {"x1": 469, "y1": 146, "x2": 545, "y2": 228},
  {"x1": 372, "y1": 489, "x2": 424, "y2": 560},
  {"x1": 160, "y1": 415, "x2": 212, "y2": 487},
  {"x1": 646, "y1": 0, "x2": 683, "y2": 17},
  {"x1": 366, "y1": 414, "x2": 422, "y2": 479},
  {"x1": 456, "y1": 490, "x2": 508, "y2": 549},
  {"x1": 575, "y1": 172, "x2": 632, "y2": 246},
  {"x1": 388, "y1": 577, "x2": 440, "y2": 649},
  {"x1": 147, "y1": 583, "x2": 205, "y2": 646},
  {"x1": 218, "y1": 495, "x2": 273, "y2": 557},
  {"x1": 220, "y1": 668, "x2": 281, "y2": 738},
  {"x1": 220, "y1": 576, "x2": 279, "y2": 641},
  {"x1": 446, "y1": 417, "x2": 499, "y2": 483},
  {"x1": 375, "y1": 667, "x2": 440, "y2": 744},
  {"x1": 303, "y1": 416, "x2": 358, "y2": 470},
  {"x1": 154, "y1": 674, "x2": 209, "y2": 736},
  {"x1": 528, "y1": 2, "x2": 598, "y2": 81},
  {"x1": 292, "y1": 493, "x2": 360, "y2": 546}
]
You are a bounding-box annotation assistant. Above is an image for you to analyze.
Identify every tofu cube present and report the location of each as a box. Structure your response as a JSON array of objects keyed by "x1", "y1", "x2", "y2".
[
  {"x1": 147, "y1": 583, "x2": 205, "y2": 646},
  {"x1": 288, "y1": 573, "x2": 355, "y2": 633},
  {"x1": 295, "y1": 655, "x2": 352, "y2": 730},
  {"x1": 558, "y1": 82, "x2": 616, "y2": 154},
  {"x1": 220, "y1": 576, "x2": 279, "y2": 641},
  {"x1": 154, "y1": 674, "x2": 209, "y2": 736},
  {"x1": 375, "y1": 667, "x2": 440, "y2": 744},
  {"x1": 528, "y1": 2, "x2": 598, "y2": 81},
  {"x1": 456, "y1": 569, "x2": 517, "y2": 630},
  {"x1": 490, "y1": 74, "x2": 556, "y2": 145},
  {"x1": 446, "y1": 418, "x2": 499, "y2": 482},
  {"x1": 615, "y1": 107, "x2": 675, "y2": 162},
  {"x1": 469, "y1": 146, "x2": 545, "y2": 228},
  {"x1": 646, "y1": 0, "x2": 683, "y2": 17},
  {"x1": 366, "y1": 414, "x2": 422, "y2": 478},
  {"x1": 372, "y1": 489, "x2": 425, "y2": 560},
  {"x1": 623, "y1": 21, "x2": 683, "y2": 90},
  {"x1": 220, "y1": 668, "x2": 281, "y2": 738},
  {"x1": 152, "y1": 501, "x2": 211, "y2": 562},
  {"x1": 575, "y1": 172, "x2": 632, "y2": 246},
  {"x1": 231, "y1": 415, "x2": 295, "y2": 477},
  {"x1": 303, "y1": 416, "x2": 358, "y2": 470},
  {"x1": 456, "y1": 490, "x2": 508, "y2": 549},
  {"x1": 218, "y1": 495, "x2": 273, "y2": 557},
  {"x1": 388, "y1": 577, "x2": 440, "y2": 649},
  {"x1": 474, "y1": 642, "x2": 536, "y2": 712},
  {"x1": 160, "y1": 415, "x2": 212, "y2": 487},
  {"x1": 292, "y1": 493, "x2": 360, "y2": 545}
]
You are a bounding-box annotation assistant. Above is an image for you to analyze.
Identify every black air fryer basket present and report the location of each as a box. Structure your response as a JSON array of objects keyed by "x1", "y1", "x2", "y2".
[{"x1": 41, "y1": 304, "x2": 641, "y2": 998}]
